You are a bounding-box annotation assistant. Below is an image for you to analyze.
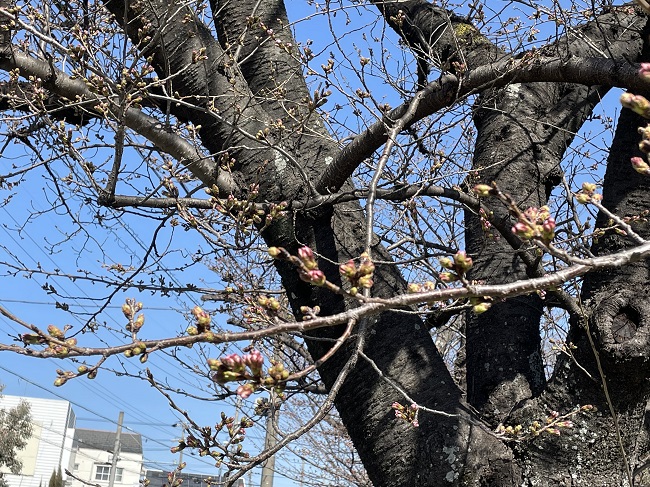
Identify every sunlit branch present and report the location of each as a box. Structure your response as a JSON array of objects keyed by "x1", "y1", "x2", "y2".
[
  {"x1": 0, "y1": 49, "x2": 235, "y2": 193},
  {"x1": 317, "y1": 56, "x2": 648, "y2": 193},
  {"x1": 3, "y1": 238, "x2": 650, "y2": 359}
]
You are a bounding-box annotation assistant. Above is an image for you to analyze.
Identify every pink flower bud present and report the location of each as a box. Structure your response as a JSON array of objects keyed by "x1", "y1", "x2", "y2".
[
  {"x1": 302, "y1": 269, "x2": 326, "y2": 286},
  {"x1": 631, "y1": 156, "x2": 650, "y2": 175},
  {"x1": 640, "y1": 63, "x2": 650, "y2": 81},
  {"x1": 236, "y1": 383, "x2": 256, "y2": 399},
  {"x1": 439, "y1": 272, "x2": 458, "y2": 283},
  {"x1": 298, "y1": 246, "x2": 314, "y2": 261},
  {"x1": 339, "y1": 259, "x2": 357, "y2": 278},
  {"x1": 512, "y1": 222, "x2": 534, "y2": 239}
]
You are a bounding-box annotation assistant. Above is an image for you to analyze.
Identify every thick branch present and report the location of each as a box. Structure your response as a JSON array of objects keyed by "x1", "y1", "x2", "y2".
[
  {"x1": 317, "y1": 55, "x2": 646, "y2": 193},
  {"x1": 0, "y1": 50, "x2": 234, "y2": 192}
]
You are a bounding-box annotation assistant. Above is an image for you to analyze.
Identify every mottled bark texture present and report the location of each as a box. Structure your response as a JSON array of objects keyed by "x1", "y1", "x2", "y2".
[{"x1": 95, "y1": 0, "x2": 650, "y2": 484}]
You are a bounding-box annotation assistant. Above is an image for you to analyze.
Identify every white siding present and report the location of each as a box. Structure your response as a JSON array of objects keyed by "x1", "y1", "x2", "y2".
[
  {"x1": 0, "y1": 396, "x2": 75, "y2": 487},
  {"x1": 70, "y1": 449, "x2": 142, "y2": 487}
]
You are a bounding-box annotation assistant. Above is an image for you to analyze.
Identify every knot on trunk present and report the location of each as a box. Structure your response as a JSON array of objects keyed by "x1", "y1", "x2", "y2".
[{"x1": 592, "y1": 290, "x2": 650, "y2": 365}]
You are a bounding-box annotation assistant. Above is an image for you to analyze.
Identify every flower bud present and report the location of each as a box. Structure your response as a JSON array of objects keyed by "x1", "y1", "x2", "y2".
[
  {"x1": 122, "y1": 303, "x2": 132, "y2": 318},
  {"x1": 47, "y1": 325, "x2": 65, "y2": 339},
  {"x1": 358, "y1": 252, "x2": 375, "y2": 275},
  {"x1": 268, "y1": 247, "x2": 282, "y2": 257},
  {"x1": 473, "y1": 184, "x2": 494, "y2": 197},
  {"x1": 581, "y1": 182, "x2": 597, "y2": 194},
  {"x1": 439, "y1": 272, "x2": 458, "y2": 283},
  {"x1": 453, "y1": 251, "x2": 473, "y2": 272},
  {"x1": 236, "y1": 383, "x2": 256, "y2": 399},
  {"x1": 438, "y1": 257, "x2": 454, "y2": 269},
  {"x1": 640, "y1": 63, "x2": 650, "y2": 81},
  {"x1": 54, "y1": 377, "x2": 67, "y2": 387},
  {"x1": 407, "y1": 283, "x2": 421, "y2": 293},
  {"x1": 339, "y1": 259, "x2": 357, "y2": 278},
  {"x1": 133, "y1": 314, "x2": 145, "y2": 330},
  {"x1": 297, "y1": 246, "x2": 314, "y2": 262},
  {"x1": 301, "y1": 269, "x2": 326, "y2": 286},
  {"x1": 631, "y1": 156, "x2": 650, "y2": 175},
  {"x1": 472, "y1": 301, "x2": 492, "y2": 314}
]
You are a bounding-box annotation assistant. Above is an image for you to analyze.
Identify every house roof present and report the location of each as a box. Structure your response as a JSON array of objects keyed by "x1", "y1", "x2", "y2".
[{"x1": 74, "y1": 428, "x2": 143, "y2": 454}]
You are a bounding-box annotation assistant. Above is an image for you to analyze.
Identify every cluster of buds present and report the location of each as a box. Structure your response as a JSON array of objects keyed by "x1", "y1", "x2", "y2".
[
  {"x1": 76, "y1": 364, "x2": 97, "y2": 379},
  {"x1": 511, "y1": 206, "x2": 556, "y2": 244},
  {"x1": 391, "y1": 402, "x2": 419, "y2": 427},
  {"x1": 186, "y1": 305, "x2": 211, "y2": 335},
  {"x1": 268, "y1": 246, "x2": 328, "y2": 287},
  {"x1": 438, "y1": 250, "x2": 473, "y2": 283},
  {"x1": 170, "y1": 412, "x2": 254, "y2": 466},
  {"x1": 54, "y1": 362, "x2": 97, "y2": 386},
  {"x1": 299, "y1": 305, "x2": 321, "y2": 320},
  {"x1": 479, "y1": 208, "x2": 498, "y2": 240},
  {"x1": 38, "y1": 325, "x2": 76, "y2": 357},
  {"x1": 214, "y1": 194, "x2": 266, "y2": 227},
  {"x1": 339, "y1": 252, "x2": 375, "y2": 295},
  {"x1": 266, "y1": 361, "x2": 289, "y2": 384},
  {"x1": 495, "y1": 405, "x2": 594, "y2": 442},
  {"x1": 575, "y1": 182, "x2": 603, "y2": 205},
  {"x1": 296, "y1": 246, "x2": 326, "y2": 285},
  {"x1": 124, "y1": 341, "x2": 148, "y2": 363},
  {"x1": 54, "y1": 368, "x2": 75, "y2": 387},
  {"x1": 257, "y1": 296, "x2": 281, "y2": 314},
  {"x1": 122, "y1": 299, "x2": 145, "y2": 333},
  {"x1": 407, "y1": 281, "x2": 437, "y2": 293},
  {"x1": 208, "y1": 350, "x2": 288, "y2": 399}
]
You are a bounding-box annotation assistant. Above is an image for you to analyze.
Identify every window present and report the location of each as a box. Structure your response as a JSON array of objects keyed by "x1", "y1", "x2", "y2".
[
  {"x1": 95, "y1": 466, "x2": 123, "y2": 482},
  {"x1": 95, "y1": 466, "x2": 110, "y2": 481}
]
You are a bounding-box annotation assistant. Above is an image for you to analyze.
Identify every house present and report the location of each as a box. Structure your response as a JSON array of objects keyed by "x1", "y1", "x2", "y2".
[
  {"x1": 0, "y1": 395, "x2": 76, "y2": 487},
  {"x1": 144, "y1": 470, "x2": 244, "y2": 487},
  {"x1": 69, "y1": 429, "x2": 143, "y2": 487}
]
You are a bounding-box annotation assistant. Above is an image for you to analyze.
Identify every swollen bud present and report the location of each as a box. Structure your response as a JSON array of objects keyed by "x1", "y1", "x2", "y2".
[{"x1": 47, "y1": 325, "x2": 65, "y2": 339}]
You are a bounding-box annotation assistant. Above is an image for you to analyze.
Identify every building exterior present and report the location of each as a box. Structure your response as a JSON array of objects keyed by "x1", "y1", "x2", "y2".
[
  {"x1": 144, "y1": 470, "x2": 244, "y2": 487},
  {"x1": 69, "y1": 429, "x2": 143, "y2": 487},
  {"x1": 0, "y1": 395, "x2": 76, "y2": 487}
]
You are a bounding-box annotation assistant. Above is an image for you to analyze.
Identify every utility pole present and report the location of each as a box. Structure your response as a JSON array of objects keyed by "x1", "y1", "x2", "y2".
[
  {"x1": 108, "y1": 412, "x2": 124, "y2": 487},
  {"x1": 259, "y1": 400, "x2": 278, "y2": 487},
  {"x1": 260, "y1": 348, "x2": 281, "y2": 487}
]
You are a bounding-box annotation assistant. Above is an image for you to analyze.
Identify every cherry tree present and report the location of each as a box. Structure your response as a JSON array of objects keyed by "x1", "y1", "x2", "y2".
[{"x1": 1, "y1": 0, "x2": 650, "y2": 485}]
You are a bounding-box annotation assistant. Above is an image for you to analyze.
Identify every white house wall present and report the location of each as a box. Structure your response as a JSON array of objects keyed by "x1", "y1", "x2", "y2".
[
  {"x1": 0, "y1": 396, "x2": 75, "y2": 487},
  {"x1": 70, "y1": 449, "x2": 142, "y2": 487}
]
